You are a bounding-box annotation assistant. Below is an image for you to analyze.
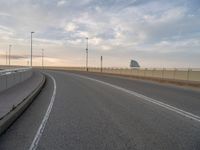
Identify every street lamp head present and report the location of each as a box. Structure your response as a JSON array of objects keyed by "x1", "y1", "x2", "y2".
[
  {"x1": 31, "y1": 32, "x2": 35, "y2": 34},
  {"x1": 86, "y1": 37, "x2": 88, "y2": 40}
]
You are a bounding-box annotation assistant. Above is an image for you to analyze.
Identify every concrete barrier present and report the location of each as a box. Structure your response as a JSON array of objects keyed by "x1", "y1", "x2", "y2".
[
  {"x1": 42, "y1": 66, "x2": 200, "y2": 83},
  {"x1": 0, "y1": 68, "x2": 32, "y2": 92},
  {"x1": 0, "y1": 73, "x2": 45, "y2": 135}
]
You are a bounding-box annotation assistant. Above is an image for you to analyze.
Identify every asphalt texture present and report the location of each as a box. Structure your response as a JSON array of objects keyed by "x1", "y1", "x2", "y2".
[{"x1": 0, "y1": 70, "x2": 199, "y2": 150}]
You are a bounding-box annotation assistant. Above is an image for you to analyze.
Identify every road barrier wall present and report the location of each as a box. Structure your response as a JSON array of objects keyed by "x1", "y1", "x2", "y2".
[
  {"x1": 44, "y1": 67, "x2": 200, "y2": 82},
  {"x1": 0, "y1": 68, "x2": 32, "y2": 92}
]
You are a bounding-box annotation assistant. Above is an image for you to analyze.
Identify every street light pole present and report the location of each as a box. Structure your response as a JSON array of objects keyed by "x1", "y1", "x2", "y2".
[
  {"x1": 9, "y1": 44, "x2": 12, "y2": 66},
  {"x1": 31, "y1": 32, "x2": 35, "y2": 67},
  {"x1": 86, "y1": 37, "x2": 88, "y2": 71},
  {"x1": 6, "y1": 49, "x2": 7, "y2": 65},
  {"x1": 42, "y1": 49, "x2": 44, "y2": 69},
  {"x1": 100, "y1": 56, "x2": 103, "y2": 73}
]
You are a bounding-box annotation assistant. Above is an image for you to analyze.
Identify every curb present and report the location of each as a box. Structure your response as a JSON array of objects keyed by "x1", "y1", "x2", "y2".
[{"x1": 0, "y1": 73, "x2": 46, "y2": 135}]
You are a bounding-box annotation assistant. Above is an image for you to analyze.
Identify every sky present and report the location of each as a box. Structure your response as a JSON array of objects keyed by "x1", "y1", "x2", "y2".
[{"x1": 0, "y1": 0, "x2": 200, "y2": 68}]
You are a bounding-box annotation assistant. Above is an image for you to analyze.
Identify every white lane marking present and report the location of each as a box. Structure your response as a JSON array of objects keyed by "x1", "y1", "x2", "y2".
[
  {"x1": 71, "y1": 73, "x2": 200, "y2": 123},
  {"x1": 29, "y1": 73, "x2": 57, "y2": 150}
]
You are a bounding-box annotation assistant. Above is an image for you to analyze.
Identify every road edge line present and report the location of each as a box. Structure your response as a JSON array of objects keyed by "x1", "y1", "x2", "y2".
[
  {"x1": 72, "y1": 73, "x2": 200, "y2": 123},
  {"x1": 29, "y1": 73, "x2": 57, "y2": 150}
]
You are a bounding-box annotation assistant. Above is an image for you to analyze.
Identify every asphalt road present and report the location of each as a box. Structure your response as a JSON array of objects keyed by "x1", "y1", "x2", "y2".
[{"x1": 0, "y1": 70, "x2": 200, "y2": 150}]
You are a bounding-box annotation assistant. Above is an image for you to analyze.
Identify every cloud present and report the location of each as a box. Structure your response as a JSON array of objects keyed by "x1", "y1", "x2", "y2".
[
  {"x1": 0, "y1": 12, "x2": 10, "y2": 17},
  {"x1": 57, "y1": 0, "x2": 67, "y2": 6},
  {"x1": 0, "y1": 54, "x2": 42, "y2": 59},
  {"x1": 64, "y1": 22, "x2": 78, "y2": 32},
  {"x1": 0, "y1": 0, "x2": 199, "y2": 67}
]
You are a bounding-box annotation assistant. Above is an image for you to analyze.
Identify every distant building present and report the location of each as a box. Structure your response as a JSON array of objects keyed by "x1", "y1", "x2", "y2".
[{"x1": 130, "y1": 60, "x2": 140, "y2": 68}]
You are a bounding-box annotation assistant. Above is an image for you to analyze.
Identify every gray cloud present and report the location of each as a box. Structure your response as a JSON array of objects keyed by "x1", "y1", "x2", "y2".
[
  {"x1": 0, "y1": 0, "x2": 199, "y2": 67},
  {"x1": 0, "y1": 54, "x2": 42, "y2": 60}
]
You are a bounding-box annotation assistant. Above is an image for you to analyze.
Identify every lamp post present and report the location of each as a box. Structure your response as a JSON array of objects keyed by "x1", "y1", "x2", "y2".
[
  {"x1": 30, "y1": 32, "x2": 35, "y2": 67},
  {"x1": 100, "y1": 56, "x2": 103, "y2": 73},
  {"x1": 9, "y1": 44, "x2": 12, "y2": 66},
  {"x1": 85, "y1": 37, "x2": 89, "y2": 71},
  {"x1": 42, "y1": 49, "x2": 44, "y2": 69},
  {"x1": 6, "y1": 49, "x2": 7, "y2": 65}
]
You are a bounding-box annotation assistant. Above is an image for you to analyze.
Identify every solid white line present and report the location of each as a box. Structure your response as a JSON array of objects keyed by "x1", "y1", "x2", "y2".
[
  {"x1": 71, "y1": 73, "x2": 200, "y2": 123},
  {"x1": 29, "y1": 73, "x2": 57, "y2": 150}
]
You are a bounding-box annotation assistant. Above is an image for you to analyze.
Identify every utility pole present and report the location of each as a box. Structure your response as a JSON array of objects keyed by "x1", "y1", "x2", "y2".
[
  {"x1": 6, "y1": 49, "x2": 7, "y2": 65},
  {"x1": 86, "y1": 37, "x2": 89, "y2": 71},
  {"x1": 31, "y1": 31, "x2": 35, "y2": 67},
  {"x1": 100, "y1": 56, "x2": 103, "y2": 73},
  {"x1": 42, "y1": 49, "x2": 44, "y2": 69},
  {"x1": 9, "y1": 44, "x2": 12, "y2": 66}
]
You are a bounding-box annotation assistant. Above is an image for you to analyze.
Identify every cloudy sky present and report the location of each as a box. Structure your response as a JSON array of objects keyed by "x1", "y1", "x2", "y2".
[{"x1": 0, "y1": 0, "x2": 200, "y2": 68}]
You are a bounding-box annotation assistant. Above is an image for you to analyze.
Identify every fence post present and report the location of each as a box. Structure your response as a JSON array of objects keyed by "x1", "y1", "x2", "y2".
[{"x1": 187, "y1": 68, "x2": 190, "y2": 81}]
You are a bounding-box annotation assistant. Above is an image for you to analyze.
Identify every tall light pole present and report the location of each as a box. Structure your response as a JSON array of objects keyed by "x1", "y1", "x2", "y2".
[
  {"x1": 100, "y1": 56, "x2": 103, "y2": 73},
  {"x1": 86, "y1": 37, "x2": 88, "y2": 71},
  {"x1": 42, "y1": 49, "x2": 44, "y2": 69},
  {"x1": 9, "y1": 44, "x2": 12, "y2": 66},
  {"x1": 31, "y1": 31, "x2": 35, "y2": 67},
  {"x1": 6, "y1": 49, "x2": 7, "y2": 65}
]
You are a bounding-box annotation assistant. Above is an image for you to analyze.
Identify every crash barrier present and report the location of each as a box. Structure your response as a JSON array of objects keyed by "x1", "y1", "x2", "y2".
[
  {"x1": 45, "y1": 67, "x2": 200, "y2": 82},
  {"x1": 0, "y1": 68, "x2": 32, "y2": 92}
]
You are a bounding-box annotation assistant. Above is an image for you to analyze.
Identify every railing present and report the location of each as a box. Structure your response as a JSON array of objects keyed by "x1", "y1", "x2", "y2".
[
  {"x1": 46, "y1": 67, "x2": 200, "y2": 82},
  {"x1": 89, "y1": 67, "x2": 200, "y2": 82},
  {"x1": 0, "y1": 67, "x2": 33, "y2": 92},
  {"x1": 0, "y1": 67, "x2": 32, "y2": 75}
]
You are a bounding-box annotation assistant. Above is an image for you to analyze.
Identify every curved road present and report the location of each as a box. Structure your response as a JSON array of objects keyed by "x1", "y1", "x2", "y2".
[{"x1": 0, "y1": 70, "x2": 200, "y2": 150}]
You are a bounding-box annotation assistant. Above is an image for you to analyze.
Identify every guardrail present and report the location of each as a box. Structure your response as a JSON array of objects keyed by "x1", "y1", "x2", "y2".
[
  {"x1": 89, "y1": 67, "x2": 200, "y2": 82},
  {"x1": 0, "y1": 67, "x2": 33, "y2": 92},
  {"x1": 45, "y1": 67, "x2": 200, "y2": 82}
]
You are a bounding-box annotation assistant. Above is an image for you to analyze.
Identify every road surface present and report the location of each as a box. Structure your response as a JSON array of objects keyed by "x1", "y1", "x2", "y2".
[{"x1": 0, "y1": 70, "x2": 200, "y2": 150}]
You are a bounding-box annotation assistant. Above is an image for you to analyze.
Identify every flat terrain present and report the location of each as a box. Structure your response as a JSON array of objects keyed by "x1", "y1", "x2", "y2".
[{"x1": 0, "y1": 70, "x2": 199, "y2": 150}]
